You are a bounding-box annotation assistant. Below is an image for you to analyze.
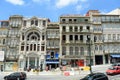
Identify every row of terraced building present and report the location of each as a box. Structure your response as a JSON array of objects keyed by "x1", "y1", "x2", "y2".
[{"x1": 0, "y1": 8, "x2": 120, "y2": 71}]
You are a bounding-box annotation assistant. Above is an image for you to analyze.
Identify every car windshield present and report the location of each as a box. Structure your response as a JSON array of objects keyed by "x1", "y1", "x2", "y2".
[
  {"x1": 112, "y1": 63, "x2": 120, "y2": 66},
  {"x1": 83, "y1": 74, "x2": 94, "y2": 79},
  {"x1": 109, "y1": 67, "x2": 116, "y2": 70},
  {"x1": 10, "y1": 72, "x2": 19, "y2": 76}
]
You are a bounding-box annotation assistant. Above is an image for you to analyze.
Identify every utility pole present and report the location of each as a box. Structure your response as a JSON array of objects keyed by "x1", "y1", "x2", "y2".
[
  {"x1": 87, "y1": 35, "x2": 92, "y2": 74},
  {"x1": 89, "y1": 40, "x2": 92, "y2": 74}
]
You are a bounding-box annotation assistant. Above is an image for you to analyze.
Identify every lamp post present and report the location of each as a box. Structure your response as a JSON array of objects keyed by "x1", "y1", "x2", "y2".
[{"x1": 87, "y1": 35, "x2": 92, "y2": 74}]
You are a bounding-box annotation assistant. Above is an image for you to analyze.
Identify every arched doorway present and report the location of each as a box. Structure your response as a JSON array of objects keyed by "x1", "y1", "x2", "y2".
[{"x1": 26, "y1": 53, "x2": 39, "y2": 69}]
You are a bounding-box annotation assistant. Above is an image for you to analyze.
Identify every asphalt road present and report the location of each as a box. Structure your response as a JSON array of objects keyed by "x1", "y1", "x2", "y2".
[
  {"x1": 0, "y1": 64, "x2": 120, "y2": 80},
  {"x1": 1, "y1": 72, "x2": 120, "y2": 80}
]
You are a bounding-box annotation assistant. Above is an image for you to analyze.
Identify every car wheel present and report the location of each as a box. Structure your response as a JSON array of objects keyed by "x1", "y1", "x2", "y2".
[
  {"x1": 4, "y1": 78, "x2": 7, "y2": 80},
  {"x1": 17, "y1": 77, "x2": 20, "y2": 80}
]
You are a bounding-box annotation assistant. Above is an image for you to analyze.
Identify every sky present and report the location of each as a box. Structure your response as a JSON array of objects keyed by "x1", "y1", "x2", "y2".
[{"x1": 0, "y1": 0, "x2": 120, "y2": 22}]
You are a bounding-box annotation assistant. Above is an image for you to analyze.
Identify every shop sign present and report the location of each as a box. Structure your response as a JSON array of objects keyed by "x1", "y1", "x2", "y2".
[
  {"x1": 0, "y1": 51, "x2": 4, "y2": 61},
  {"x1": 64, "y1": 55, "x2": 81, "y2": 58}
]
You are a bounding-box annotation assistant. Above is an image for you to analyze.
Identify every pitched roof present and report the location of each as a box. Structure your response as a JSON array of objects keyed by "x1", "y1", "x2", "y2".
[{"x1": 107, "y1": 8, "x2": 120, "y2": 15}]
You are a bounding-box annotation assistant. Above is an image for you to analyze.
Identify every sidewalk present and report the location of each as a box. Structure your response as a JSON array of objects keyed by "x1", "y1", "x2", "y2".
[{"x1": 1, "y1": 64, "x2": 111, "y2": 76}]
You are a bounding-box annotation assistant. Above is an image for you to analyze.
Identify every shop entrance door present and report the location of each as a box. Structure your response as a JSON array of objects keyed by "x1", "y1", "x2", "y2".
[
  {"x1": 0, "y1": 65, "x2": 3, "y2": 71},
  {"x1": 29, "y1": 57, "x2": 35, "y2": 69}
]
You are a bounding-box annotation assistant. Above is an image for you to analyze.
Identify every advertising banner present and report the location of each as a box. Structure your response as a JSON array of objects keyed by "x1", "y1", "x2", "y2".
[{"x1": 0, "y1": 51, "x2": 4, "y2": 61}]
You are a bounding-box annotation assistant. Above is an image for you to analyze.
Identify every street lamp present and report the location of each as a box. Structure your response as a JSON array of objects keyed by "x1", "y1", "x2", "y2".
[{"x1": 86, "y1": 35, "x2": 92, "y2": 74}]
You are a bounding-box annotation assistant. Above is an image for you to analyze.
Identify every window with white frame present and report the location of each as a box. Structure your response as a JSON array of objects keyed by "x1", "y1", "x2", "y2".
[
  {"x1": 62, "y1": 46, "x2": 66, "y2": 55},
  {"x1": 95, "y1": 45, "x2": 98, "y2": 51},
  {"x1": 113, "y1": 34, "x2": 116, "y2": 40},
  {"x1": 70, "y1": 47, "x2": 73, "y2": 55},
  {"x1": 117, "y1": 34, "x2": 120, "y2": 40},
  {"x1": 75, "y1": 47, "x2": 79, "y2": 55},
  {"x1": 99, "y1": 45, "x2": 102, "y2": 50},
  {"x1": 108, "y1": 34, "x2": 111, "y2": 40},
  {"x1": 80, "y1": 47, "x2": 84, "y2": 55}
]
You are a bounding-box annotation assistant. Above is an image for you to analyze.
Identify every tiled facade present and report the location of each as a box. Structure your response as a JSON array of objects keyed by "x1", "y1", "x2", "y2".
[{"x1": 0, "y1": 8, "x2": 120, "y2": 71}]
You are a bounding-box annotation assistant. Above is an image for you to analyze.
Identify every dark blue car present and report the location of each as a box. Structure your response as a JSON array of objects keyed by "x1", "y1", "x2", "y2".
[
  {"x1": 80, "y1": 73, "x2": 108, "y2": 80},
  {"x1": 4, "y1": 72, "x2": 27, "y2": 80}
]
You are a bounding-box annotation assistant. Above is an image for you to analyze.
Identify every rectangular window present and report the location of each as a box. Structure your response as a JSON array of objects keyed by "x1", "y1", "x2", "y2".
[
  {"x1": 75, "y1": 47, "x2": 79, "y2": 55},
  {"x1": 26, "y1": 45, "x2": 29, "y2": 51},
  {"x1": 74, "y1": 19, "x2": 77, "y2": 23},
  {"x1": 21, "y1": 46, "x2": 24, "y2": 51},
  {"x1": 37, "y1": 44, "x2": 40, "y2": 51},
  {"x1": 62, "y1": 35, "x2": 66, "y2": 40},
  {"x1": 35, "y1": 20, "x2": 38, "y2": 26},
  {"x1": 30, "y1": 44, "x2": 33, "y2": 51},
  {"x1": 108, "y1": 34, "x2": 111, "y2": 40},
  {"x1": 113, "y1": 34, "x2": 116, "y2": 40},
  {"x1": 22, "y1": 35, "x2": 24, "y2": 40},
  {"x1": 69, "y1": 19, "x2": 72, "y2": 23},
  {"x1": 74, "y1": 26, "x2": 78, "y2": 32},
  {"x1": 69, "y1": 35, "x2": 73, "y2": 40},
  {"x1": 62, "y1": 47, "x2": 66, "y2": 55},
  {"x1": 75, "y1": 35, "x2": 78, "y2": 41},
  {"x1": 62, "y1": 19, "x2": 66, "y2": 23},
  {"x1": 80, "y1": 47, "x2": 84, "y2": 55},
  {"x1": 80, "y1": 26, "x2": 83, "y2": 31},
  {"x1": 42, "y1": 35, "x2": 44, "y2": 40},
  {"x1": 41, "y1": 46, "x2": 44, "y2": 51},
  {"x1": 34, "y1": 44, "x2": 36, "y2": 51},
  {"x1": 117, "y1": 34, "x2": 120, "y2": 40},
  {"x1": 62, "y1": 26, "x2": 66, "y2": 32},
  {"x1": 70, "y1": 47, "x2": 73, "y2": 55},
  {"x1": 69, "y1": 26, "x2": 73, "y2": 32},
  {"x1": 86, "y1": 26, "x2": 90, "y2": 31},
  {"x1": 3, "y1": 39, "x2": 5, "y2": 44},
  {"x1": 23, "y1": 21, "x2": 26, "y2": 26},
  {"x1": 43, "y1": 20, "x2": 46, "y2": 26},
  {"x1": 80, "y1": 35, "x2": 83, "y2": 41}
]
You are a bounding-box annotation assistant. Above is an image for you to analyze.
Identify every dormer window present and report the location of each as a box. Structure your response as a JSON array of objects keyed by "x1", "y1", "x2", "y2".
[
  {"x1": 86, "y1": 26, "x2": 90, "y2": 31},
  {"x1": 31, "y1": 20, "x2": 34, "y2": 25},
  {"x1": 69, "y1": 19, "x2": 72, "y2": 22},
  {"x1": 43, "y1": 20, "x2": 46, "y2": 26},
  {"x1": 31, "y1": 20, "x2": 38, "y2": 26},
  {"x1": 35, "y1": 20, "x2": 38, "y2": 26},
  {"x1": 62, "y1": 19, "x2": 66, "y2": 23},
  {"x1": 85, "y1": 19, "x2": 88, "y2": 22}
]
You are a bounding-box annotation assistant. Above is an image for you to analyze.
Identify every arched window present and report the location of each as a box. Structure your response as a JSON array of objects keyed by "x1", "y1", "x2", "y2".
[
  {"x1": 34, "y1": 44, "x2": 36, "y2": 51},
  {"x1": 30, "y1": 44, "x2": 33, "y2": 51},
  {"x1": 95, "y1": 45, "x2": 98, "y2": 50},
  {"x1": 99, "y1": 45, "x2": 102, "y2": 50},
  {"x1": 27, "y1": 31, "x2": 40, "y2": 41}
]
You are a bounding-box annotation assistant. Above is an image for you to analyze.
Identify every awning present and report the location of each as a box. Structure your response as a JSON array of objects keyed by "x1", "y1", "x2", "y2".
[
  {"x1": 46, "y1": 61, "x2": 59, "y2": 64},
  {"x1": 46, "y1": 55, "x2": 50, "y2": 59},
  {"x1": 55, "y1": 53, "x2": 59, "y2": 59},
  {"x1": 111, "y1": 54, "x2": 120, "y2": 58}
]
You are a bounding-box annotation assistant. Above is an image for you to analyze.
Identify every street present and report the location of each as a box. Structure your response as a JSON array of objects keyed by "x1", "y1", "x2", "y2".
[
  {"x1": 0, "y1": 64, "x2": 120, "y2": 80},
  {"x1": 1, "y1": 74, "x2": 120, "y2": 80}
]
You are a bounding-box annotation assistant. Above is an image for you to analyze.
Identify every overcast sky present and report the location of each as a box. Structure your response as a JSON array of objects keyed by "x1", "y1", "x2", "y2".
[{"x1": 0, "y1": 0, "x2": 120, "y2": 22}]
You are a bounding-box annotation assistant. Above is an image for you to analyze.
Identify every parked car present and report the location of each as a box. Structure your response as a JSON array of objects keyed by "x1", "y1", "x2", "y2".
[
  {"x1": 106, "y1": 67, "x2": 120, "y2": 75},
  {"x1": 4, "y1": 72, "x2": 27, "y2": 80},
  {"x1": 111, "y1": 63, "x2": 120, "y2": 68},
  {"x1": 80, "y1": 72, "x2": 108, "y2": 80}
]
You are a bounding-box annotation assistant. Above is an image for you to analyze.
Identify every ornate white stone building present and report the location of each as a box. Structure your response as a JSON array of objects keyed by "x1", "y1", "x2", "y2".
[{"x1": 0, "y1": 8, "x2": 120, "y2": 71}]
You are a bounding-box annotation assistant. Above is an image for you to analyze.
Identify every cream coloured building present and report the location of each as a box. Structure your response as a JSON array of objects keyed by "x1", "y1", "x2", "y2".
[{"x1": 0, "y1": 8, "x2": 120, "y2": 71}]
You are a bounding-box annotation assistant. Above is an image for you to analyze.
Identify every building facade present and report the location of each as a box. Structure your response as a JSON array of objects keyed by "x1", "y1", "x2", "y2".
[{"x1": 0, "y1": 8, "x2": 120, "y2": 71}]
